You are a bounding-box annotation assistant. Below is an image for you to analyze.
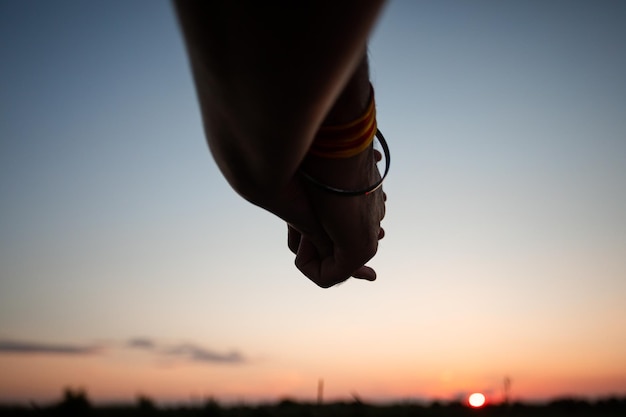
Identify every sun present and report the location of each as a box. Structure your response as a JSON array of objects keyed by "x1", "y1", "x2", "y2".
[{"x1": 468, "y1": 392, "x2": 486, "y2": 408}]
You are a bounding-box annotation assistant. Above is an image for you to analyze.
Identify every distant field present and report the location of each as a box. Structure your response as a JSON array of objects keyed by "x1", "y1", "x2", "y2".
[{"x1": 1, "y1": 396, "x2": 626, "y2": 417}]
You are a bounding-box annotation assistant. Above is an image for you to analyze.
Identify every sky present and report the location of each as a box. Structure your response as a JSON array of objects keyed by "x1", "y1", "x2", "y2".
[{"x1": 1, "y1": 0, "x2": 625, "y2": 407}]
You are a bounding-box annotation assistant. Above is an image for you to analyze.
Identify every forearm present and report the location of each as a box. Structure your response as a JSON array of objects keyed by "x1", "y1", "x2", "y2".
[
  {"x1": 301, "y1": 55, "x2": 377, "y2": 194},
  {"x1": 173, "y1": 0, "x2": 386, "y2": 201}
]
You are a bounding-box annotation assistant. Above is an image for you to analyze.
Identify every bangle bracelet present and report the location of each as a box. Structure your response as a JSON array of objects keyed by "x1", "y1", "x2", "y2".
[
  {"x1": 299, "y1": 129, "x2": 390, "y2": 197},
  {"x1": 308, "y1": 84, "x2": 377, "y2": 158}
]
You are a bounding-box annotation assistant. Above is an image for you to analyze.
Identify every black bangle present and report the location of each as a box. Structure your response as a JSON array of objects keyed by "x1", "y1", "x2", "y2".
[{"x1": 299, "y1": 129, "x2": 390, "y2": 196}]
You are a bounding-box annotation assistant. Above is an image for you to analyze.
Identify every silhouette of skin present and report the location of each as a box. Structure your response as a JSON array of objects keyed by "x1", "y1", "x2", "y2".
[{"x1": 174, "y1": 0, "x2": 387, "y2": 287}]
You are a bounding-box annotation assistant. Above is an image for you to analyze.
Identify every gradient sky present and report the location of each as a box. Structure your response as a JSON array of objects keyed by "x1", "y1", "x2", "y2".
[{"x1": 1, "y1": 0, "x2": 625, "y2": 406}]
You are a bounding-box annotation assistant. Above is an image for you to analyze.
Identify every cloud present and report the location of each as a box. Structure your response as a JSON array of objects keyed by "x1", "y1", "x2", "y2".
[
  {"x1": 0, "y1": 339, "x2": 102, "y2": 355},
  {"x1": 164, "y1": 343, "x2": 245, "y2": 364},
  {"x1": 126, "y1": 337, "x2": 246, "y2": 364},
  {"x1": 127, "y1": 337, "x2": 156, "y2": 350},
  {"x1": 0, "y1": 337, "x2": 247, "y2": 364}
]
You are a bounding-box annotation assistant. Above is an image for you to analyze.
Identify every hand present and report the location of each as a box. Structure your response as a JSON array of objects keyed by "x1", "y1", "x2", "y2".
[{"x1": 287, "y1": 147, "x2": 386, "y2": 287}]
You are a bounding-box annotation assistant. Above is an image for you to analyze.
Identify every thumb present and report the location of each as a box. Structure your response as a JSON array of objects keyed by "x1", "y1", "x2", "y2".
[{"x1": 295, "y1": 237, "x2": 349, "y2": 288}]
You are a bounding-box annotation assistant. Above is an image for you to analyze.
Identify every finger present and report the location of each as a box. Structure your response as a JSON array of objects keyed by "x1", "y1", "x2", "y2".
[
  {"x1": 295, "y1": 237, "x2": 349, "y2": 288},
  {"x1": 287, "y1": 224, "x2": 301, "y2": 255},
  {"x1": 374, "y1": 149, "x2": 382, "y2": 162},
  {"x1": 296, "y1": 239, "x2": 379, "y2": 287},
  {"x1": 378, "y1": 227, "x2": 385, "y2": 240},
  {"x1": 352, "y1": 265, "x2": 377, "y2": 281},
  {"x1": 287, "y1": 211, "x2": 334, "y2": 261},
  {"x1": 366, "y1": 187, "x2": 386, "y2": 221}
]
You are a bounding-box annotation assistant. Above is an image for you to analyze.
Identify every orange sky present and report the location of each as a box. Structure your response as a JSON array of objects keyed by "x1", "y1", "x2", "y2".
[{"x1": 1, "y1": 349, "x2": 624, "y2": 405}]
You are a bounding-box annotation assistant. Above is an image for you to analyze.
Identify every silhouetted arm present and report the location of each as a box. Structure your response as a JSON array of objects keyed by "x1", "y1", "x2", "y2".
[
  {"x1": 173, "y1": 0, "x2": 385, "y2": 200},
  {"x1": 174, "y1": 0, "x2": 388, "y2": 287}
]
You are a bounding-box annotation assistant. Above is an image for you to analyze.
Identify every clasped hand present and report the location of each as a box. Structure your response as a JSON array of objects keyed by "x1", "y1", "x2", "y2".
[{"x1": 280, "y1": 147, "x2": 386, "y2": 288}]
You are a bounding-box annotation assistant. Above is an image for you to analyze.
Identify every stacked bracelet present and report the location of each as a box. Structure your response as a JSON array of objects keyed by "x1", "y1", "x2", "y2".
[
  {"x1": 300, "y1": 128, "x2": 390, "y2": 196},
  {"x1": 299, "y1": 83, "x2": 390, "y2": 196},
  {"x1": 307, "y1": 84, "x2": 377, "y2": 159}
]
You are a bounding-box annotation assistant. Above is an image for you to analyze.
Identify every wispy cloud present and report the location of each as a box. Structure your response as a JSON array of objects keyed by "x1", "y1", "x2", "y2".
[
  {"x1": 127, "y1": 337, "x2": 246, "y2": 364},
  {"x1": 0, "y1": 337, "x2": 247, "y2": 364},
  {"x1": 0, "y1": 339, "x2": 102, "y2": 355},
  {"x1": 127, "y1": 337, "x2": 156, "y2": 350},
  {"x1": 164, "y1": 343, "x2": 245, "y2": 364}
]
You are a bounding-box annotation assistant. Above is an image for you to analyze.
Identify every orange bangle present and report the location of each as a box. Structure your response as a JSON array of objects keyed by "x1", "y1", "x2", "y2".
[
  {"x1": 308, "y1": 84, "x2": 377, "y2": 158},
  {"x1": 300, "y1": 129, "x2": 391, "y2": 196}
]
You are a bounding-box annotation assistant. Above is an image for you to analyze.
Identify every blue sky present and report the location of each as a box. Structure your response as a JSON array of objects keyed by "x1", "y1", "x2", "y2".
[{"x1": 1, "y1": 0, "x2": 625, "y2": 404}]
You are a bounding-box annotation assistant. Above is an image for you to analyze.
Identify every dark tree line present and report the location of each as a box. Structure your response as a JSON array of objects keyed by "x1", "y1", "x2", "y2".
[{"x1": 0, "y1": 388, "x2": 625, "y2": 417}]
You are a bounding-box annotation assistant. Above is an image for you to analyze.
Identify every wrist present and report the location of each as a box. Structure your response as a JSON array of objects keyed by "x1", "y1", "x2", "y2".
[
  {"x1": 302, "y1": 144, "x2": 376, "y2": 193},
  {"x1": 300, "y1": 55, "x2": 389, "y2": 196},
  {"x1": 301, "y1": 129, "x2": 390, "y2": 196}
]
